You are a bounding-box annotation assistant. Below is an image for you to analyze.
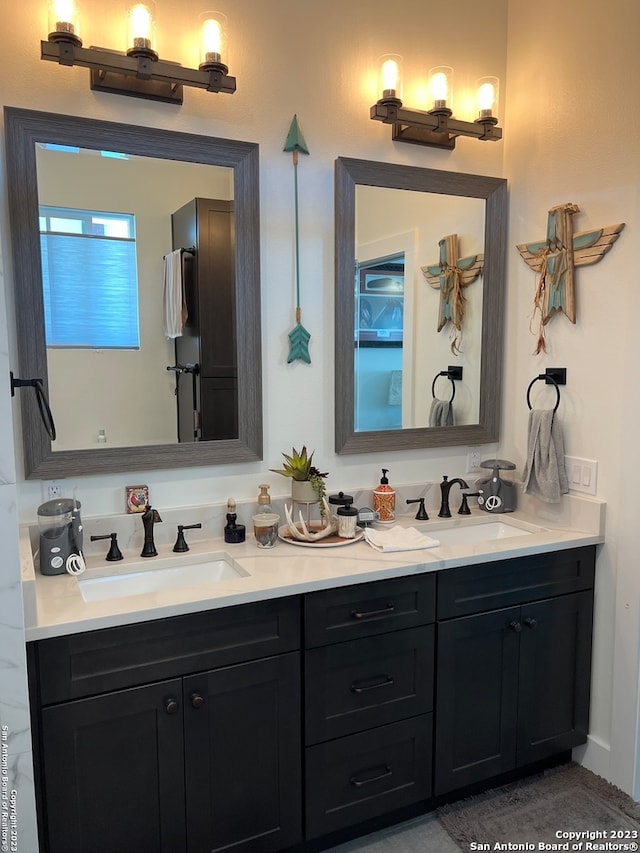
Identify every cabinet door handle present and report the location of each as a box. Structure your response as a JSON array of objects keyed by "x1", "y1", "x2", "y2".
[
  {"x1": 190, "y1": 692, "x2": 205, "y2": 709},
  {"x1": 350, "y1": 604, "x2": 395, "y2": 620},
  {"x1": 524, "y1": 617, "x2": 537, "y2": 629},
  {"x1": 350, "y1": 765, "x2": 392, "y2": 787},
  {"x1": 350, "y1": 676, "x2": 394, "y2": 694},
  {"x1": 164, "y1": 697, "x2": 179, "y2": 714},
  {"x1": 508, "y1": 620, "x2": 522, "y2": 633}
]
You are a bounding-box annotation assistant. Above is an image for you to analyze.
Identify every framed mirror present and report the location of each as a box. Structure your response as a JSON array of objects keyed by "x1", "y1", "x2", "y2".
[
  {"x1": 5, "y1": 108, "x2": 262, "y2": 478},
  {"x1": 335, "y1": 157, "x2": 507, "y2": 454}
]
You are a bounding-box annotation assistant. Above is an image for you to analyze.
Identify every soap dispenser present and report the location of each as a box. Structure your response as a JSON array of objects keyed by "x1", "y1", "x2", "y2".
[
  {"x1": 373, "y1": 468, "x2": 396, "y2": 523},
  {"x1": 257, "y1": 483, "x2": 272, "y2": 514}
]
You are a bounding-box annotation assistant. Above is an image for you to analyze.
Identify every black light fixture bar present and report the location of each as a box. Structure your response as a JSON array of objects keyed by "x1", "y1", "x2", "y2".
[
  {"x1": 370, "y1": 101, "x2": 502, "y2": 150},
  {"x1": 41, "y1": 40, "x2": 236, "y2": 105}
]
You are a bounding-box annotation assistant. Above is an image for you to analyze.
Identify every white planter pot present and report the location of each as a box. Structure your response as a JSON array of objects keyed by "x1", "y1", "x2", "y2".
[{"x1": 291, "y1": 480, "x2": 318, "y2": 504}]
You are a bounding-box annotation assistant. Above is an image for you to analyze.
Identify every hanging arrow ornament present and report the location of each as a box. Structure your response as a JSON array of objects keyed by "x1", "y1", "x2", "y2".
[{"x1": 284, "y1": 115, "x2": 311, "y2": 364}]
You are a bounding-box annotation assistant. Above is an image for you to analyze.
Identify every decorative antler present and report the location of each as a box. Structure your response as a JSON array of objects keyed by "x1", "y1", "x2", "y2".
[{"x1": 283, "y1": 499, "x2": 337, "y2": 541}]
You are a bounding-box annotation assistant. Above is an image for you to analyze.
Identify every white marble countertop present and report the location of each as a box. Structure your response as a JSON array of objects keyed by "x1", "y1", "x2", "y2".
[{"x1": 21, "y1": 493, "x2": 605, "y2": 641}]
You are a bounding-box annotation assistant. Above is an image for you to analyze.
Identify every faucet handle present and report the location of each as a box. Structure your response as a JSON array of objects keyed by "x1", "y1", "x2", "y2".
[
  {"x1": 406, "y1": 498, "x2": 429, "y2": 520},
  {"x1": 173, "y1": 523, "x2": 203, "y2": 552},
  {"x1": 90, "y1": 532, "x2": 123, "y2": 561},
  {"x1": 458, "y1": 492, "x2": 481, "y2": 516}
]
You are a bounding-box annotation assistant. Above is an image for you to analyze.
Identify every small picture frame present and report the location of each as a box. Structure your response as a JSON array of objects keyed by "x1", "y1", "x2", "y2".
[{"x1": 126, "y1": 484, "x2": 149, "y2": 514}]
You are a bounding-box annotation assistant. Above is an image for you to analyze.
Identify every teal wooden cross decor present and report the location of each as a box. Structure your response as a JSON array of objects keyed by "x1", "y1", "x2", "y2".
[
  {"x1": 283, "y1": 115, "x2": 311, "y2": 364},
  {"x1": 421, "y1": 233, "x2": 483, "y2": 355},
  {"x1": 517, "y1": 203, "x2": 625, "y2": 354}
]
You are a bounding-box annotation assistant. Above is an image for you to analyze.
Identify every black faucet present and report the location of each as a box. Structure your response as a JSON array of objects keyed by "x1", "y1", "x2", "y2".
[
  {"x1": 438, "y1": 475, "x2": 469, "y2": 518},
  {"x1": 141, "y1": 505, "x2": 163, "y2": 557}
]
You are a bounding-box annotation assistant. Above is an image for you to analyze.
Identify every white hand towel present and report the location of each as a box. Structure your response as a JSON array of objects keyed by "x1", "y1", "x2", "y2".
[
  {"x1": 163, "y1": 249, "x2": 187, "y2": 338},
  {"x1": 364, "y1": 526, "x2": 441, "y2": 553},
  {"x1": 521, "y1": 409, "x2": 569, "y2": 503}
]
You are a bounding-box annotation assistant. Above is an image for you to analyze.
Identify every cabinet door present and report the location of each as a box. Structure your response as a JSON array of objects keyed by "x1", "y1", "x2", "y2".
[
  {"x1": 517, "y1": 591, "x2": 593, "y2": 765},
  {"x1": 41, "y1": 679, "x2": 185, "y2": 853},
  {"x1": 184, "y1": 653, "x2": 301, "y2": 853},
  {"x1": 434, "y1": 607, "x2": 521, "y2": 795}
]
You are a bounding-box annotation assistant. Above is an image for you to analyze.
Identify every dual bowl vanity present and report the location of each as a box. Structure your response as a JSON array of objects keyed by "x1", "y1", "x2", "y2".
[{"x1": 21, "y1": 493, "x2": 603, "y2": 853}]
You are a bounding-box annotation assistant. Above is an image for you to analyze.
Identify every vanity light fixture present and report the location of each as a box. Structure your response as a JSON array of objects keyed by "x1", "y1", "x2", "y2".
[
  {"x1": 42, "y1": 1, "x2": 236, "y2": 105},
  {"x1": 370, "y1": 56, "x2": 502, "y2": 149}
]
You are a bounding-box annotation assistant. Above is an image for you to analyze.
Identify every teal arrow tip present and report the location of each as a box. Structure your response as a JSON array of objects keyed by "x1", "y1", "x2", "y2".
[
  {"x1": 284, "y1": 114, "x2": 310, "y2": 155},
  {"x1": 287, "y1": 322, "x2": 311, "y2": 364}
]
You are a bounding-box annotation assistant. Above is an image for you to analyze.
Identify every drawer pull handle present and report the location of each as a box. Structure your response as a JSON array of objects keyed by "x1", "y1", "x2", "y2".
[
  {"x1": 190, "y1": 692, "x2": 205, "y2": 709},
  {"x1": 164, "y1": 697, "x2": 179, "y2": 714},
  {"x1": 524, "y1": 617, "x2": 537, "y2": 629},
  {"x1": 508, "y1": 620, "x2": 522, "y2": 633},
  {"x1": 351, "y1": 676, "x2": 394, "y2": 694},
  {"x1": 350, "y1": 604, "x2": 395, "y2": 620},
  {"x1": 350, "y1": 765, "x2": 392, "y2": 787}
]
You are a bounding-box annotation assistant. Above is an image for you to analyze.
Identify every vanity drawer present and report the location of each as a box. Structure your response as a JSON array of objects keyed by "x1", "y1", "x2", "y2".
[
  {"x1": 305, "y1": 573, "x2": 435, "y2": 648},
  {"x1": 437, "y1": 546, "x2": 596, "y2": 619},
  {"x1": 305, "y1": 714, "x2": 432, "y2": 838},
  {"x1": 32, "y1": 597, "x2": 301, "y2": 705},
  {"x1": 305, "y1": 625, "x2": 434, "y2": 744}
]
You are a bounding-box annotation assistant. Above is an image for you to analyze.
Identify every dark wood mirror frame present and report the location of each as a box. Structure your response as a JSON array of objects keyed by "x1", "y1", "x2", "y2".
[
  {"x1": 4, "y1": 107, "x2": 262, "y2": 479},
  {"x1": 334, "y1": 157, "x2": 507, "y2": 455}
]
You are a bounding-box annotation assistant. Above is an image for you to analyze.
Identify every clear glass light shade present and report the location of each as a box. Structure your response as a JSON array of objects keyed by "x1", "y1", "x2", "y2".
[
  {"x1": 199, "y1": 11, "x2": 228, "y2": 68},
  {"x1": 428, "y1": 66, "x2": 453, "y2": 111},
  {"x1": 127, "y1": 1, "x2": 157, "y2": 54},
  {"x1": 378, "y1": 54, "x2": 403, "y2": 101},
  {"x1": 48, "y1": 0, "x2": 80, "y2": 40},
  {"x1": 476, "y1": 76, "x2": 499, "y2": 120}
]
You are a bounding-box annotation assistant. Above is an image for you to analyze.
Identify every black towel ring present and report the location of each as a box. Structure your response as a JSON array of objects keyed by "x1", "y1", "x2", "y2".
[
  {"x1": 431, "y1": 371, "x2": 456, "y2": 404},
  {"x1": 526, "y1": 373, "x2": 560, "y2": 413}
]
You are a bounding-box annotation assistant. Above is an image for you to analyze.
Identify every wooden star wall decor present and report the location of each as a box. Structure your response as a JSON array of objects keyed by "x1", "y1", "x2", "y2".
[
  {"x1": 517, "y1": 203, "x2": 625, "y2": 354},
  {"x1": 421, "y1": 233, "x2": 483, "y2": 355}
]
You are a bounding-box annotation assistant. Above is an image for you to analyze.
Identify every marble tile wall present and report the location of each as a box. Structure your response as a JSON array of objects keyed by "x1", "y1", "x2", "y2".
[{"x1": 1, "y1": 238, "x2": 39, "y2": 848}]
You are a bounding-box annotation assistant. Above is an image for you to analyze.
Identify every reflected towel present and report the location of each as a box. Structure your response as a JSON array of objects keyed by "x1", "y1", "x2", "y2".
[
  {"x1": 521, "y1": 409, "x2": 569, "y2": 503},
  {"x1": 163, "y1": 249, "x2": 187, "y2": 338},
  {"x1": 364, "y1": 526, "x2": 441, "y2": 553},
  {"x1": 429, "y1": 398, "x2": 454, "y2": 427},
  {"x1": 388, "y1": 370, "x2": 402, "y2": 406}
]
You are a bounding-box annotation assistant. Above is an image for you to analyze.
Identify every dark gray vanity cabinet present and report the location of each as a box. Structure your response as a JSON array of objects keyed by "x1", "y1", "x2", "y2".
[
  {"x1": 434, "y1": 546, "x2": 595, "y2": 795},
  {"x1": 27, "y1": 545, "x2": 597, "y2": 852},
  {"x1": 303, "y1": 574, "x2": 436, "y2": 838},
  {"x1": 28, "y1": 599, "x2": 302, "y2": 853},
  {"x1": 171, "y1": 197, "x2": 237, "y2": 442}
]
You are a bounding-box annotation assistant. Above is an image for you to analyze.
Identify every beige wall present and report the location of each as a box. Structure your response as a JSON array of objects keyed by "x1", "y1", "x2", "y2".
[
  {"x1": 503, "y1": 0, "x2": 640, "y2": 793},
  {"x1": 4, "y1": 0, "x2": 508, "y2": 513}
]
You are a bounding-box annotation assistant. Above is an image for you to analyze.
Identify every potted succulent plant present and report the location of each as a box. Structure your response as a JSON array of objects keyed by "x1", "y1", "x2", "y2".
[{"x1": 270, "y1": 445, "x2": 328, "y2": 507}]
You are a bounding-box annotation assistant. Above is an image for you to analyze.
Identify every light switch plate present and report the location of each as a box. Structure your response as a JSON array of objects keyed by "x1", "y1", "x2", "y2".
[{"x1": 564, "y1": 456, "x2": 598, "y2": 496}]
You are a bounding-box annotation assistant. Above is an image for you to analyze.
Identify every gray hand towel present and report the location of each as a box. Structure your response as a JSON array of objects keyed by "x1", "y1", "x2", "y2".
[
  {"x1": 429, "y1": 398, "x2": 454, "y2": 427},
  {"x1": 521, "y1": 409, "x2": 569, "y2": 503}
]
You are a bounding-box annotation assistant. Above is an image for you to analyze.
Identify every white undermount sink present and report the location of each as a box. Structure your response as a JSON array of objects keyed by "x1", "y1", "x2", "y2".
[
  {"x1": 78, "y1": 555, "x2": 249, "y2": 602},
  {"x1": 422, "y1": 520, "x2": 535, "y2": 546}
]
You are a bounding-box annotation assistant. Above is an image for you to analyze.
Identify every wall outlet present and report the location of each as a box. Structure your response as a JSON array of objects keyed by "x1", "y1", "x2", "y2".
[
  {"x1": 466, "y1": 446, "x2": 483, "y2": 474},
  {"x1": 564, "y1": 456, "x2": 598, "y2": 496},
  {"x1": 43, "y1": 480, "x2": 64, "y2": 501}
]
